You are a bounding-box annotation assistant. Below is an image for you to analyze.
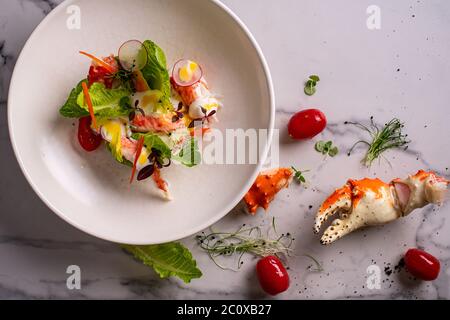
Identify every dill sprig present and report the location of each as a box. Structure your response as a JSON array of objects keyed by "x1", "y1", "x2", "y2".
[
  {"x1": 196, "y1": 218, "x2": 323, "y2": 272},
  {"x1": 345, "y1": 117, "x2": 410, "y2": 166}
]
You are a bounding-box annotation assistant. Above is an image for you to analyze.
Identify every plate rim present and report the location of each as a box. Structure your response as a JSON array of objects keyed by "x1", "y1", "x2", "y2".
[{"x1": 7, "y1": 0, "x2": 275, "y2": 244}]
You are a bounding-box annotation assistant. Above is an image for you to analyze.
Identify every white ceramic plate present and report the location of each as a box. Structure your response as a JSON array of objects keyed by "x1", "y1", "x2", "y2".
[{"x1": 8, "y1": 0, "x2": 274, "y2": 244}]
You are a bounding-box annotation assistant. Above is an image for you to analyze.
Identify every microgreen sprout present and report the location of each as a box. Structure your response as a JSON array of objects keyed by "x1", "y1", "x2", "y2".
[
  {"x1": 345, "y1": 117, "x2": 410, "y2": 166},
  {"x1": 315, "y1": 140, "x2": 339, "y2": 157},
  {"x1": 304, "y1": 75, "x2": 320, "y2": 96},
  {"x1": 291, "y1": 166, "x2": 309, "y2": 185},
  {"x1": 196, "y1": 218, "x2": 323, "y2": 272}
]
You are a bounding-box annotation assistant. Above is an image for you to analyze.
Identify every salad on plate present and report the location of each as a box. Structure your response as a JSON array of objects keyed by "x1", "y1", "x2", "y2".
[{"x1": 59, "y1": 39, "x2": 221, "y2": 199}]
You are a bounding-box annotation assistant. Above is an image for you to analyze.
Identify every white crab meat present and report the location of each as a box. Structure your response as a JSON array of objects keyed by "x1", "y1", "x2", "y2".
[
  {"x1": 188, "y1": 96, "x2": 219, "y2": 119},
  {"x1": 171, "y1": 77, "x2": 221, "y2": 120},
  {"x1": 393, "y1": 170, "x2": 449, "y2": 215}
]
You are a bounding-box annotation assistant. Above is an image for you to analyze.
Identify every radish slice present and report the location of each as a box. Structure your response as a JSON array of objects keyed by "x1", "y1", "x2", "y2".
[
  {"x1": 172, "y1": 59, "x2": 202, "y2": 87},
  {"x1": 393, "y1": 181, "x2": 411, "y2": 211},
  {"x1": 118, "y1": 40, "x2": 148, "y2": 71}
]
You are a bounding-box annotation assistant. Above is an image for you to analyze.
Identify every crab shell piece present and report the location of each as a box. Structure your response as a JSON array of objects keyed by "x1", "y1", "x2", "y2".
[
  {"x1": 244, "y1": 168, "x2": 294, "y2": 214},
  {"x1": 314, "y1": 170, "x2": 449, "y2": 245}
]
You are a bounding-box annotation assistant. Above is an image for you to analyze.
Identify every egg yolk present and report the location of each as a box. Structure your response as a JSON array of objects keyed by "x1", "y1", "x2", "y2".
[
  {"x1": 179, "y1": 61, "x2": 198, "y2": 82},
  {"x1": 141, "y1": 91, "x2": 162, "y2": 108},
  {"x1": 138, "y1": 148, "x2": 149, "y2": 165},
  {"x1": 103, "y1": 121, "x2": 123, "y2": 161}
]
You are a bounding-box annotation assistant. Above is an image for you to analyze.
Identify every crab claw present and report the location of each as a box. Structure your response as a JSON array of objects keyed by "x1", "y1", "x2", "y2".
[
  {"x1": 319, "y1": 214, "x2": 365, "y2": 245},
  {"x1": 315, "y1": 178, "x2": 401, "y2": 245},
  {"x1": 314, "y1": 184, "x2": 351, "y2": 234},
  {"x1": 314, "y1": 170, "x2": 449, "y2": 245},
  {"x1": 315, "y1": 180, "x2": 387, "y2": 245}
]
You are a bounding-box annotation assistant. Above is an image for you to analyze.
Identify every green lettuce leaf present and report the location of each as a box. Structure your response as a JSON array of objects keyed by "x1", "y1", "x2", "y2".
[
  {"x1": 132, "y1": 132, "x2": 172, "y2": 160},
  {"x1": 59, "y1": 80, "x2": 90, "y2": 118},
  {"x1": 122, "y1": 242, "x2": 202, "y2": 283},
  {"x1": 96, "y1": 107, "x2": 130, "y2": 118},
  {"x1": 141, "y1": 40, "x2": 172, "y2": 111},
  {"x1": 172, "y1": 137, "x2": 201, "y2": 167},
  {"x1": 105, "y1": 144, "x2": 132, "y2": 166},
  {"x1": 76, "y1": 82, "x2": 131, "y2": 117}
]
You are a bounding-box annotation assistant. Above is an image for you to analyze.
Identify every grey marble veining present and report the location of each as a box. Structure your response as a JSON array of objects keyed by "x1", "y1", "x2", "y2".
[{"x1": 0, "y1": 0, "x2": 449, "y2": 299}]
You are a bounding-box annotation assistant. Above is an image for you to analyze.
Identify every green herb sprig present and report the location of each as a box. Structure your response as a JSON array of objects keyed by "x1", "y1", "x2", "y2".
[
  {"x1": 196, "y1": 218, "x2": 323, "y2": 272},
  {"x1": 304, "y1": 75, "x2": 320, "y2": 96},
  {"x1": 291, "y1": 166, "x2": 309, "y2": 184},
  {"x1": 197, "y1": 224, "x2": 292, "y2": 270},
  {"x1": 345, "y1": 117, "x2": 410, "y2": 166},
  {"x1": 315, "y1": 140, "x2": 339, "y2": 157}
]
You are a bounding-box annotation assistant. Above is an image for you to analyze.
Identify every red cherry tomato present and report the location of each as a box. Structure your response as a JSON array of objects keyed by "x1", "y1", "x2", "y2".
[
  {"x1": 88, "y1": 65, "x2": 113, "y2": 89},
  {"x1": 256, "y1": 255, "x2": 289, "y2": 295},
  {"x1": 288, "y1": 108, "x2": 327, "y2": 139},
  {"x1": 404, "y1": 248, "x2": 440, "y2": 281},
  {"x1": 77, "y1": 116, "x2": 102, "y2": 152}
]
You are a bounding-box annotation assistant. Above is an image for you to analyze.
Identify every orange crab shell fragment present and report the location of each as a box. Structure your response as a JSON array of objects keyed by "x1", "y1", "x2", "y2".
[
  {"x1": 318, "y1": 184, "x2": 352, "y2": 214},
  {"x1": 318, "y1": 178, "x2": 390, "y2": 213},
  {"x1": 410, "y1": 169, "x2": 449, "y2": 184},
  {"x1": 244, "y1": 167, "x2": 294, "y2": 215},
  {"x1": 411, "y1": 169, "x2": 435, "y2": 182},
  {"x1": 347, "y1": 178, "x2": 389, "y2": 208}
]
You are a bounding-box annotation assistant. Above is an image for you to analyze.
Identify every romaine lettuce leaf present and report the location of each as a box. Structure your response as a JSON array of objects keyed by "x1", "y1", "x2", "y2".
[
  {"x1": 95, "y1": 106, "x2": 130, "y2": 119},
  {"x1": 59, "y1": 80, "x2": 90, "y2": 118},
  {"x1": 105, "y1": 143, "x2": 132, "y2": 166},
  {"x1": 122, "y1": 242, "x2": 202, "y2": 283},
  {"x1": 141, "y1": 40, "x2": 172, "y2": 111},
  {"x1": 132, "y1": 132, "x2": 172, "y2": 161},
  {"x1": 172, "y1": 137, "x2": 201, "y2": 167},
  {"x1": 76, "y1": 82, "x2": 130, "y2": 117}
]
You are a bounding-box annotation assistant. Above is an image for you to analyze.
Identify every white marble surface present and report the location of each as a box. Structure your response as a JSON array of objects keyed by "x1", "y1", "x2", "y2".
[{"x1": 1, "y1": 0, "x2": 449, "y2": 299}]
